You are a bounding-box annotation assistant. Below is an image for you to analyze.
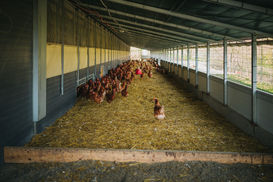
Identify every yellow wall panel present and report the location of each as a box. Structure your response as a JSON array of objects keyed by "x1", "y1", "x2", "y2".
[
  {"x1": 80, "y1": 47, "x2": 87, "y2": 69},
  {"x1": 101, "y1": 48, "x2": 104, "y2": 63},
  {"x1": 103, "y1": 48, "x2": 106, "y2": 63},
  {"x1": 89, "y1": 47, "x2": 95, "y2": 66},
  {"x1": 46, "y1": 44, "x2": 61, "y2": 78},
  {"x1": 105, "y1": 49, "x2": 108, "y2": 62},
  {"x1": 96, "y1": 48, "x2": 101, "y2": 64},
  {"x1": 64, "y1": 45, "x2": 77, "y2": 74}
]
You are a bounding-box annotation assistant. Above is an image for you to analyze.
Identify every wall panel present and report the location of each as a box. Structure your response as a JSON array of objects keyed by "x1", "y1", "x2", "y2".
[
  {"x1": 189, "y1": 69, "x2": 196, "y2": 85},
  {"x1": 64, "y1": 45, "x2": 77, "y2": 74},
  {"x1": 0, "y1": 0, "x2": 33, "y2": 163},
  {"x1": 210, "y1": 76, "x2": 223, "y2": 103},
  {"x1": 257, "y1": 91, "x2": 273, "y2": 134},
  {"x1": 227, "y1": 81, "x2": 252, "y2": 120},
  {"x1": 46, "y1": 44, "x2": 61, "y2": 78},
  {"x1": 89, "y1": 47, "x2": 95, "y2": 66},
  {"x1": 79, "y1": 47, "x2": 87, "y2": 69},
  {"x1": 198, "y1": 73, "x2": 207, "y2": 92}
]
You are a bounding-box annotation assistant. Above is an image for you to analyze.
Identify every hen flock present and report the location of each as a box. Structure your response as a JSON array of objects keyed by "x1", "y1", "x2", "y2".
[{"x1": 77, "y1": 59, "x2": 167, "y2": 119}]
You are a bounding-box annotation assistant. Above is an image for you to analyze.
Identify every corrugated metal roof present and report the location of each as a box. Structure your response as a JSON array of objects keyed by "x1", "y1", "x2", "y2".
[{"x1": 69, "y1": 0, "x2": 273, "y2": 50}]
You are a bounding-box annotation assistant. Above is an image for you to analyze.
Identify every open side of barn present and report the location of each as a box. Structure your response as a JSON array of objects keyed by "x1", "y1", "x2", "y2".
[{"x1": 1, "y1": 1, "x2": 273, "y2": 181}]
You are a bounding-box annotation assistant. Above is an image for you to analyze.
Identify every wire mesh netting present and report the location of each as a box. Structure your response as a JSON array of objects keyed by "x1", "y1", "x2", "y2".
[
  {"x1": 227, "y1": 44, "x2": 251, "y2": 86},
  {"x1": 183, "y1": 48, "x2": 188, "y2": 67},
  {"x1": 198, "y1": 47, "x2": 207, "y2": 73},
  {"x1": 210, "y1": 46, "x2": 223, "y2": 78},
  {"x1": 226, "y1": 40, "x2": 273, "y2": 94},
  {"x1": 189, "y1": 47, "x2": 196, "y2": 69},
  {"x1": 257, "y1": 44, "x2": 273, "y2": 93}
]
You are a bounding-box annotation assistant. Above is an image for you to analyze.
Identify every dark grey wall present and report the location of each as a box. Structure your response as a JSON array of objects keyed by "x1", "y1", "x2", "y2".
[
  {"x1": 0, "y1": 0, "x2": 33, "y2": 164},
  {"x1": 47, "y1": 71, "x2": 77, "y2": 116},
  {"x1": 0, "y1": 0, "x2": 128, "y2": 165}
]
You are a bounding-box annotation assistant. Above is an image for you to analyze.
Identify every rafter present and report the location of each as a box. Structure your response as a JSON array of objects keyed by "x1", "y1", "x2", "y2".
[
  {"x1": 77, "y1": 3, "x2": 230, "y2": 40},
  {"x1": 100, "y1": 15, "x2": 204, "y2": 43},
  {"x1": 111, "y1": 25, "x2": 185, "y2": 44},
  {"x1": 104, "y1": 20, "x2": 196, "y2": 44},
  {"x1": 203, "y1": 0, "x2": 273, "y2": 16},
  {"x1": 108, "y1": 0, "x2": 272, "y2": 36}
]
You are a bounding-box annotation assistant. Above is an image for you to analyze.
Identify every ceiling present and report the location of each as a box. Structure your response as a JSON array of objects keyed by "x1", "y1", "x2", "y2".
[{"x1": 69, "y1": 0, "x2": 273, "y2": 50}]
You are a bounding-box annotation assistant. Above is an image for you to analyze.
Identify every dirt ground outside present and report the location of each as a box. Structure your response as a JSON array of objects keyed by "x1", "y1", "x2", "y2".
[{"x1": 1, "y1": 160, "x2": 273, "y2": 182}]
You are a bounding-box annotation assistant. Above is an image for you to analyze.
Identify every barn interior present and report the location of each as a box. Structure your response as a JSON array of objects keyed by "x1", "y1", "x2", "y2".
[{"x1": 1, "y1": 0, "x2": 273, "y2": 181}]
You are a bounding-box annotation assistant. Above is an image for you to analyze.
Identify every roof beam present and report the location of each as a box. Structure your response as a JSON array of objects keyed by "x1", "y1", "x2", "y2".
[
  {"x1": 100, "y1": 15, "x2": 204, "y2": 43},
  {"x1": 104, "y1": 20, "x2": 194, "y2": 44},
  {"x1": 113, "y1": 27, "x2": 184, "y2": 49},
  {"x1": 124, "y1": 36, "x2": 179, "y2": 49},
  {"x1": 111, "y1": 25, "x2": 184, "y2": 44},
  {"x1": 108, "y1": 22, "x2": 188, "y2": 44},
  {"x1": 203, "y1": 0, "x2": 273, "y2": 16},
  {"x1": 77, "y1": 3, "x2": 229, "y2": 40},
  {"x1": 116, "y1": 33, "x2": 182, "y2": 49},
  {"x1": 108, "y1": 0, "x2": 272, "y2": 36},
  {"x1": 114, "y1": 30, "x2": 182, "y2": 49},
  {"x1": 119, "y1": 32, "x2": 180, "y2": 45}
]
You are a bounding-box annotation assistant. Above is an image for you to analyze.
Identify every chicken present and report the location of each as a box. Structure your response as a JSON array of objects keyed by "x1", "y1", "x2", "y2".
[
  {"x1": 82, "y1": 60, "x2": 157, "y2": 103},
  {"x1": 77, "y1": 83, "x2": 89, "y2": 98},
  {"x1": 91, "y1": 91, "x2": 104, "y2": 104},
  {"x1": 120, "y1": 82, "x2": 126, "y2": 92},
  {"x1": 153, "y1": 98, "x2": 165, "y2": 120},
  {"x1": 148, "y1": 70, "x2": 152, "y2": 78},
  {"x1": 121, "y1": 84, "x2": 128, "y2": 97},
  {"x1": 106, "y1": 88, "x2": 117, "y2": 103}
]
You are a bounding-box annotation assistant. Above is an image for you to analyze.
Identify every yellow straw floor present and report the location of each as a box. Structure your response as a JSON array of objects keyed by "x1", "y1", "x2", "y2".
[{"x1": 27, "y1": 70, "x2": 269, "y2": 152}]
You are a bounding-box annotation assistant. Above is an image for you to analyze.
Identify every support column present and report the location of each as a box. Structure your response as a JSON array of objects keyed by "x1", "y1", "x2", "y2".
[
  {"x1": 207, "y1": 42, "x2": 210, "y2": 94},
  {"x1": 187, "y1": 44, "x2": 190, "y2": 81},
  {"x1": 165, "y1": 49, "x2": 166, "y2": 61},
  {"x1": 176, "y1": 46, "x2": 179, "y2": 74},
  {"x1": 166, "y1": 49, "x2": 167, "y2": 61},
  {"x1": 173, "y1": 48, "x2": 175, "y2": 64},
  {"x1": 223, "y1": 38, "x2": 227, "y2": 105},
  {"x1": 169, "y1": 48, "x2": 170, "y2": 62},
  {"x1": 104, "y1": 29, "x2": 106, "y2": 71},
  {"x1": 181, "y1": 46, "x2": 183, "y2": 67},
  {"x1": 103, "y1": 29, "x2": 105, "y2": 70},
  {"x1": 60, "y1": 0, "x2": 64, "y2": 95},
  {"x1": 173, "y1": 48, "x2": 175, "y2": 73},
  {"x1": 111, "y1": 33, "x2": 113, "y2": 68},
  {"x1": 195, "y1": 44, "x2": 198, "y2": 87},
  {"x1": 32, "y1": 0, "x2": 47, "y2": 124},
  {"x1": 87, "y1": 17, "x2": 90, "y2": 78},
  {"x1": 108, "y1": 31, "x2": 110, "y2": 68},
  {"x1": 100, "y1": 26, "x2": 102, "y2": 77},
  {"x1": 94, "y1": 22, "x2": 97, "y2": 77},
  {"x1": 76, "y1": 9, "x2": 80, "y2": 85},
  {"x1": 181, "y1": 46, "x2": 183, "y2": 78},
  {"x1": 251, "y1": 34, "x2": 257, "y2": 124}
]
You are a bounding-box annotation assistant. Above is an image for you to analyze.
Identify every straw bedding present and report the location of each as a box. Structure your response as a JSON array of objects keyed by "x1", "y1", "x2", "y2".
[{"x1": 27, "y1": 66, "x2": 269, "y2": 152}]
